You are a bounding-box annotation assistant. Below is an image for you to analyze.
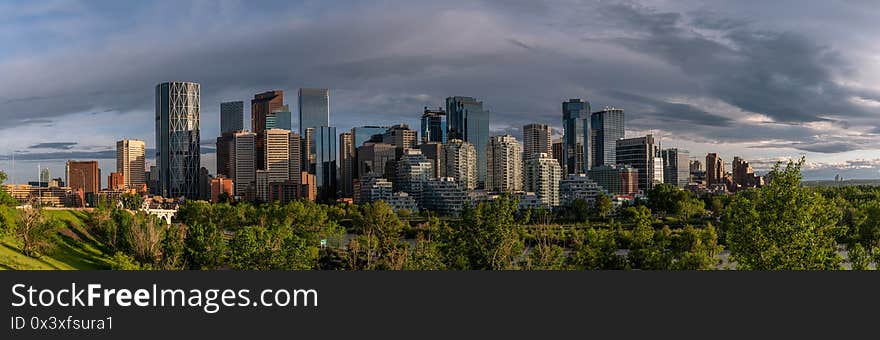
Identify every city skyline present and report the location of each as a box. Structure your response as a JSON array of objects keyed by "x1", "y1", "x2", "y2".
[{"x1": 4, "y1": 1, "x2": 880, "y2": 183}]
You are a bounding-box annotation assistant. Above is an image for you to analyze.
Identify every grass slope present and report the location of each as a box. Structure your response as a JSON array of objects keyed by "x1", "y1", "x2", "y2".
[{"x1": 0, "y1": 209, "x2": 114, "y2": 270}]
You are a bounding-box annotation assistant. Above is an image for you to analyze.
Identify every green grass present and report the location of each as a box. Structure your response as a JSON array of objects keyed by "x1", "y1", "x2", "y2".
[{"x1": 0, "y1": 209, "x2": 114, "y2": 270}]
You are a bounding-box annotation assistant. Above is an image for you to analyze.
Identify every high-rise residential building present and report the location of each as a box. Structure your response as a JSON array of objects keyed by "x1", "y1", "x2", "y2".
[
  {"x1": 524, "y1": 153, "x2": 562, "y2": 207},
  {"x1": 422, "y1": 177, "x2": 467, "y2": 216},
  {"x1": 339, "y1": 131, "x2": 355, "y2": 197},
  {"x1": 66, "y1": 160, "x2": 100, "y2": 205},
  {"x1": 421, "y1": 107, "x2": 447, "y2": 144},
  {"x1": 587, "y1": 164, "x2": 639, "y2": 195},
  {"x1": 155, "y1": 81, "x2": 200, "y2": 198},
  {"x1": 116, "y1": 139, "x2": 146, "y2": 190},
  {"x1": 298, "y1": 88, "x2": 330, "y2": 135},
  {"x1": 220, "y1": 101, "x2": 244, "y2": 134},
  {"x1": 563, "y1": 99, "x2": 591, "y2": 175},
  {"x1": 357, "y1": 176, "x2": 393, "y2": 205},
  {"x1": 560, "y1": 174, "x2": 604, "y2": 206},
  {"x1": 265, "y1": 129, "x2": 291, "y2": 185},
  {"x1": 251, "y1": 90, "x2": 284, "y2": 171},
  {"x1": 446, "y1": 96, "x2": 489, "y2": 188},
  {"x1": 440, "y1": 139, "x2": 477, "y2": 190},
  {"x1": 232, "y1": 131, "x2": 256, "y2": 197},
  {"x1": 109, "y1": 172, "x2": 124, "y2": 191},
  {"x1": 395, "y1": 149, "x2": 434, "y2": 206},
  {"x1": 653, "y1": 156, "x2": 664, "y2": 187},
  {"x1": 419, "y1": 142, "x2": 443, "y2": 178},
  {"x1": 357, "y1": 142, "x2": 396, "y2": 179},
  {"x1": 706, "y1": 153, "x2": 724, "y2": 186},
  {"x1": 615, "y1": 134, "x2": 660, "y2": 193},
  {"x1": 216, "y1": 133, "x2": 234, "y2": 178},
  {"x1": 210, "y1": 177, "x2": 234, "y2": 203},
  {"x1": 313, "y1": 126, "x2": 337, "y2": 201},
  {"x1": 487, "y1": 135, "x2": 523, "y2": 193},
  {"x1": 383, "y1": 124, "x2": 418, "y2": 156},
  {"x1": 523, "y1": 123, "x2": 552, "y2": 161},
  {"x1": 289, "y1": 133, "x2": 302, "y2": 188},
  {"x1": 267, "y1": 105, "x2": 292, "y2": 131},
  {"x1": 661, "y1": 148, "x2": 690, "y2": 188},
  {"x1": 255, "y1": 170, "x2": 269, "y2": 202},
  {"x1": 590, "y1": 108, "x2": 625, "y2": 167},
  {"x1": 552, "y1": 138, "x2": 565, "y2": 169},
  {"x1": 385, "y1": 192, "x2": 419, "y2": 212}
]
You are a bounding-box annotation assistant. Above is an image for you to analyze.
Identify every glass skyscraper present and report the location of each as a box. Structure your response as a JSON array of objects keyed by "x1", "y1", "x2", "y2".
[
  {"x1": 563, "y1": 99, "x2": 591, "y2": 175},
  {"x1": 421, "y1": 107, "x2": 447, "y2": 144},
  {"x1": 312, "y1": 126, "x2": 337, "y2": 201},
  {"x1": 352, "y1": 126, "x2": 389, "y2": 148},
  {"x1": 298, "y1": 88, "x2": 330, "y2": 134},
  {"x1": 590, "y1": 108, "x2": 624, "y2": 167},
  {"x1": 267, "y1": 105, "x2": 292, "y2": 131},
  {"x1": 446, "y1": 96, "x2": 489, "y2": 187},
  {"x1": 220, "y1": 101, "x2": 243, "y2": 133},
  {"x1": 155, "y1": 81, "x2": 201, "y2": 198}
]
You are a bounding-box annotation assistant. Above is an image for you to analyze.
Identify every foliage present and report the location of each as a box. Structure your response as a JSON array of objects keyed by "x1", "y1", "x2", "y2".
[
  {"x1": 724, "y1": 159, "x2": 844, "y2": 270},
  {"x1": 184, "y1": 223, "x2": 227, "y2": 269},
  {"x1": 594, "y1": 194, "x2": 614, "y2": 219},
  {"x1": 15, "y1": 203, "x2": 61, "y2": 257},
  {"x1": 438, "y1": 197, "x2": 524, "y2": 270},
  {"x1": 0, "y1": 171, "x2": 18, "y2": 206}
]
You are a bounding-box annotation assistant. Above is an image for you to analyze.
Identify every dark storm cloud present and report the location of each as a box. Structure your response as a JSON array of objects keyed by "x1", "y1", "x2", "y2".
[
  {"x1": 604, "y1": 90, "x2": 734, "y2": 127},
  {"x1": 29, "y1": 142, "x2": 77, "y2": 150}
]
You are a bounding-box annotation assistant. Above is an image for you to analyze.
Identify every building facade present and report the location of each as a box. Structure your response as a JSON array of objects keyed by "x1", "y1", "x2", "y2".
[
  {"x1": 615, "y1": 134, "x2": 659, "y2": 193},
  {"x1": 232, "y1": 131, "x2": 256, "y2": 197},
  {"x1": 220, "y1": 101, "x2": 244, "y2": 134},
  {"x1": 446, "y1": 96, "x2": 489, "y2": 188},
  {"x1": 588, "y1": 164, "x2": 639, "y2": 196},
  {"x1": 251, "y1": 90, "x2": 284, "y2": 171},
  {"x1": 265, "y1": 129, "x2": 291, "y2": 185},
  {"x1": 313, "y1": 126, "x2": 338, "y2": 201},
  {"x1": 395, "y1": 149, "x2": 434, "y2": 206},
  {"x1": 422, "y1": 177, "x2": 467, "y2": 216},
  {"x1": 298, "y1": 88, "x2": 330, "y2": 135},
  {"x1": 421, "y1": 107, "x2": 447, "y2": 144},
  {"x1": 486, "y1": 134, "x2": 523, "y2": 193},
  {"x1": 706, "y1": 153, "x2": 724, "y2": 186},
  {"x1": 419, "y1": 142, "x2": 443, "y2": 179},
  {"x1": 590, "y1": 108, "x2": 624, "y2": 167},
  {"x1": 559, "y1": 174, "x2": 604, "y2": 206},
  {"x1": 563, "y1": 99, "x2": 591, "y2": 175},
  {"x1": 116, "y1": 139, "x2": 145, "y2": 190},
  {"x1": 524, "y1": 153, "x2": 562, "y2": 207},
  {"x1": 339, "y1": 131, "x2": 355, "y2": 197},
  {"x1": 523, "y1": 123, "x2": 552, "y2": 161},
  {"x1": 661, "y1": 148, "x2": 690, "y2": 188},
  {"x1": 155, "y1": 81, "x2": 200, "y2": 198},
  {"x1": 440, "y1": 139, "x2": 477, "y2": 190}
]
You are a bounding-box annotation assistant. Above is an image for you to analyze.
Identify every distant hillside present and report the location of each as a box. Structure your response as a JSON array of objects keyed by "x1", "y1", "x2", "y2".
[
  {"x1": 803, "y1": 179, "x2": 880, "y2": 187},
  {"x1": 0, "y1": 210, "x2": 114, "y2": 270}
]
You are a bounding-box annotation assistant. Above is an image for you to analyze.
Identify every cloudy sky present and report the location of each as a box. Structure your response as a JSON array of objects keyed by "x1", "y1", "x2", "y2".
[{"x1": 3, "y1": 0, "x2": 880, "y2": 185}]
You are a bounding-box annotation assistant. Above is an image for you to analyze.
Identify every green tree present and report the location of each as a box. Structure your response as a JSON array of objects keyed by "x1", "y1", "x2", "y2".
[
  {"x1": 594, "y1": 194, "x2": 614, "y2": 220},
  {"x1": 846, "y1": 243, "x2": 871, "y2": 270},
  {"x1": 724, "y1": 159, "x2": 844, "y2": 270},
  {"x1": 355, "y1": 200, "x2": 404, "y2": 269},
  {"x1": 0, "y1": 171, "x2": 18, "y2": 206},
  {"x1": 184, "y1": 223, "x2": 227, "y2": 269},
  {"x1": 567, "y1": 228, "x2": 623, "y2": 270},
  {"x1": 438, "y1": 197, "x2": 524, "y2": 270},
  {"x1": 159, "y1": 224, "x2": 186, "y2": 270},
  {"x1": 15, "y1": 202, "x2": 60, "y2": 257},
  {"x1": 120, "y1": 193, "x2": 144, "y2": 210},
  {"x1": 127, "y1": 212, "x2": 163, "y2": 264},
  {"x1": 568, "y1": 198, "x2": 590, "y2": 223}
]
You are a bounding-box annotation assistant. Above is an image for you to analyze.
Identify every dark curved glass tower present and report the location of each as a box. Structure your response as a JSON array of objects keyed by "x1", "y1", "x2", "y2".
[{"x1": 156, "y1": 81, "x2": 201, "y2": 198}]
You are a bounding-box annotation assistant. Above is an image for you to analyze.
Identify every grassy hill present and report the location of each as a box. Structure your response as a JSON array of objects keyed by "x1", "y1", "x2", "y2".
[{"x1": 0, "y1": 209, "x2": 114, "y2": 270}]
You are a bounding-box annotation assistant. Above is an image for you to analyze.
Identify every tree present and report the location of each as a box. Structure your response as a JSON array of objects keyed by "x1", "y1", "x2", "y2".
[
  {"x1": 127, "y1": 213, "x2": 163, "y2": 264},
  {"x1": 438, "y1": 197, "x2": 524, "y2": 270},
  {"x1": 846, "y1": 243, "x2": 871, "y2": 271},
  {"x1": 567, "y1": 228, "x2": 623, "y2": 270},
  {"x1": 526, "y1": 207, "x2": 565, "y2": 270},
  {"x1": 724, "y1": 159, "x2": 844, "y2": 270},
  {"x1": 0, "y1": 171, "x2": 18, "y2": 206},
  {"x1": 568, "y1": 198, "x2": 590, "y2": 223},
  {"x1": 594, "y1": 194, "x2": 613, "y2": 220},
  {"x1": 355, "y1": 201, "x2": 404, "y2": 269},
  {"x1": 120, "y1": 193, "x2": 144, "y2": 210},
  {"x1": 184, "y1": 223, "x2": 227, "y2": 269},
  {"x1": 15, "y1": 202, "x2": 60, "y2": 257},
  {"x1": 159, "y1": 224, "x2": 186, "y2": 270}
]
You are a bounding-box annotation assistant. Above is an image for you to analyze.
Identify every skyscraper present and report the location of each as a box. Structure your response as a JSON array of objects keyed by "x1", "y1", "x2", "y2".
[
  {"x1": 267, "y1": 104, "x2": 292, "y2": 131},
  {"x1": 563, "y1": 99, "x2": 591, "y2": 175},
  {"x1": 116, "y1": 139, "x2": 146, "y2": 190},
  {"x1": 552, "y1": 138, "x2": 564, "y2": 169},
  {"x1": 232, "y1": 131, "x2": 256, "y2": 197},
  {"x1": 66, "y1": 160, "x2": 100, "y2": 195},
  {"x1": 706, "y1": 153, "x2": 724, "y2": 186},
  {"x1": 396, "y1": 149, "x2": 434, "y2": 206},
  {"x1": 419, "y1": 142, "x2": 443, "y2": 178},
  {"x1": 523, "y1": 123, "x2": 552, "y2": 161},
  {"x1": 155, "y1": 81, "x2": 200, "y2": 198},
  {"x1": 265, "y1": 129, "x2": 291, "y2": 185},
  {"x1": 440, "y1": 139, "x2": 477, "y2": 190},
  {"x1": 313, "y1": 126, "x2": 337, "y2": 201},
  {"x1": 383, "y1": 124, "x2": 418, "y2": 157},
  {"x1": 339, "y1": 131, "x2": 355, "y2": 197},
  {"x1": 216, "y1": 133, "x2": 234, "y2": 179},
  {"x1": 251, "y1": 90, "x2": 284, "y2": 171},
  {"x1": 615, "y1": 134, "x2": 659, "y2": 193},
  {"x1": 487, "y1": 134, "x2": 523, "y2": 193},
  {"x1": 524, "y1": 153, "x2": 562, "y2": 207},
  {"x1": 590, "y1": 108, "x2": 624, "y2": 167},
  {"x1": 357, "y1": 142, "x2": 396, "y2": 179},
  {"x1": 661, "y1": 148, "x2": 690, "y2": 188},
  {"x1": 446, "y1": 96, "x2": 489, "y2": 188},
  {"x1": 289, "y1": 133, "x2": 302, "y2": 187},
  {"x1": 298, "y1": 88, "x2": 330, "y2": 134},
  {"x1": 220, "y1": 101, "x2": 244, "y2": 134},
  {"x1": 421, "y1": 107, "x2": 447, "y2": 144},
  {"x1": 588, "y1": 164, "x2": 639, "y2": 196}
]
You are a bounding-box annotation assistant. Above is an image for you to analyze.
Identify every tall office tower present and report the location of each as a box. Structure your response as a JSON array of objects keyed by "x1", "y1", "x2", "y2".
[
  {"x1": 439, "y1": 139, "x2": 477, "y2": 190},
  {"x1": 383, "y1": 124, "x2": 418, "y2": 156},
  {"x1": 66, "y1": 160, "x2": 100, "y2": 204},
  {"x1": 421, "y1": 107, "x2": 447, "y2": 144},
  {"x1": 298, "y1": 88, "x2": 330, "y2": 135},
  {"x1": 116, "y1": 139, "x2": 146, "y2": 190},
  {"x1": 266, "y1": 105, "x2": 292, "y2": 131},
  {"x1": 265, "y1": 129, "x2": 291, "y2": 185},
  {"x1": 255, "y1": 170, "x2": 269, "y2": 202},
  {"x1": 661, "y1": 148, "x2": 690, "y2": 188},
  {"x1": 395, "y1": 149, "x2": 434, "y2": 206},
  {"x1": 587, "y1": 164, "x2": 639, "y2": 195},
  {"x1": 216, "y1": 133, "x2": 234, "y2": 178},
  {"x1": 486, "y1": 135, "x2": 523, "y2": 193},
  {"x1": 302, "y1": 127, "x2": 314, "y2": 172},
  {"x1": 220, "y1": 101, "x2": 244, "y2": 134},
  {"x1": 339, "y1": 131, "x2": 355, "y2": 197},
  {"x1": 552, "y1": 138, "x2": 564, "y2": 168},
  {"x1": 653, "y1": 156, "x2": 664, "y2": 187},
  {"x1": 690, "y1": 160, "x2": 703, "y2": 174},
  {"x1": 562, "y1": 99, "x2": 591, "y2": 175},
  {"x1": 313, "y1": 126, "x2": 337, "y2": 201},
  {"x1": 289, "y1": 133, "x2": 302, "y2": 187},
  {"x1": 199, "y1": 167, "x2": 211, "y2": 201},
  {"x1": 357, "y1": 142, "x2": 397, "y2": 178},
  {"x1": 590, "y1": 107, "x2": 625, "y2": 167},
  {"x1": 524, "y1": 153, "x2": 562, "y2": 207},
  {"x1": 615, "y1": 134, "x2": 660, "y2": 193},
  {"x1": 232, "y1": 131, "x2": 256, "y2": 197},
  {"x1": 523, "y1": 123, "x2": 552, "y2": 161},
  {"x1": 706, "y1": 153, "x2": 724, "y2": 186},
  {"x1": 446, "y1": 96, "x2": 489, "y2": 188},
  {"x1": 251, "y1": 90, "x2": 284, "y2": 171},
  {"x1": 155, "y1": 81, "x2": 201, "y2": 198},
  {"x1": 419, "y1": 142, "x2": 443, "y2": 178},
  {"x1": 732, "y1": 156, "x2": 759, "y2": 189}
]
